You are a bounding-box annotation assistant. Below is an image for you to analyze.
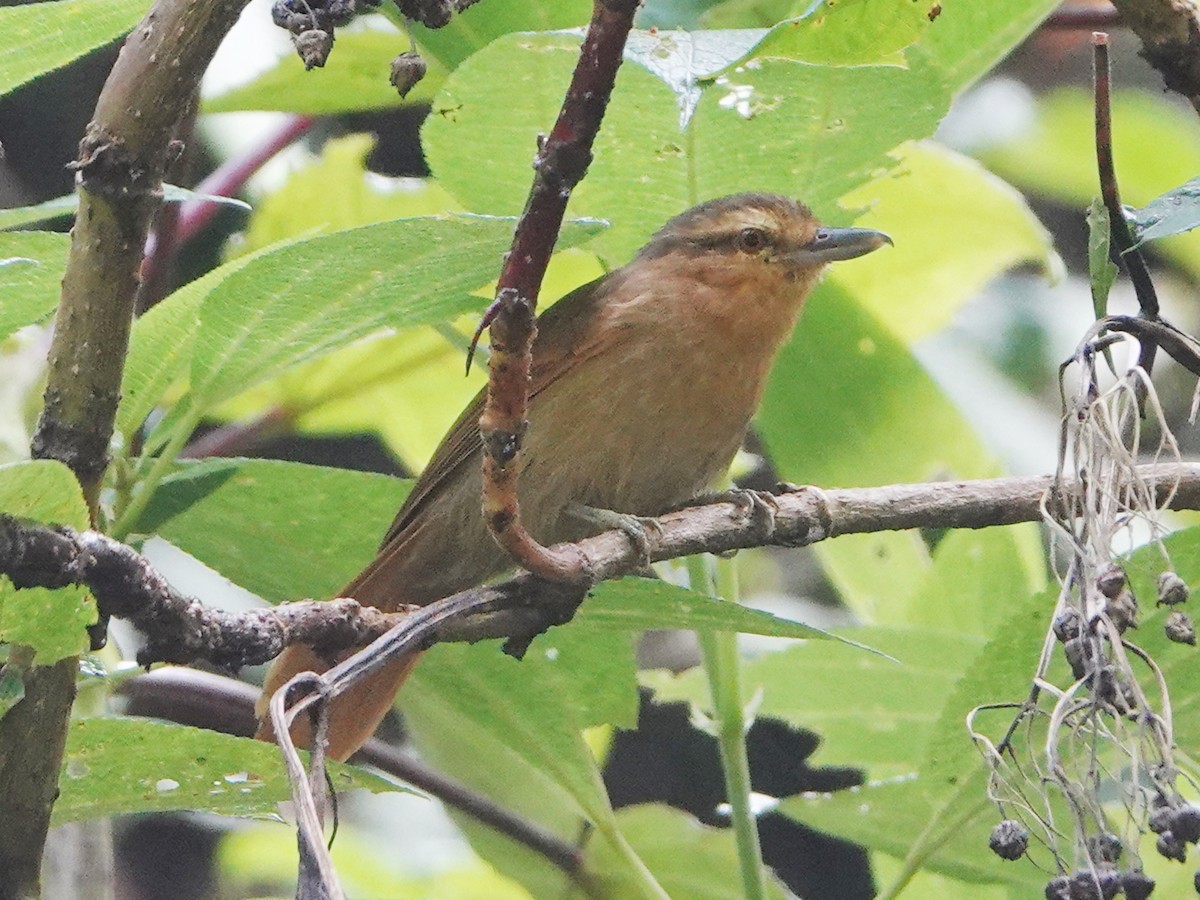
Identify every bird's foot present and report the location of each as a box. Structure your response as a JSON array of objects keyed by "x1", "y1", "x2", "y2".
[
  {"x1": 566, "y1": 503, "x2": 662, "y2": 571},
  {"x1": 679, "y1": 488, "x2": 780, "y2": 552}
]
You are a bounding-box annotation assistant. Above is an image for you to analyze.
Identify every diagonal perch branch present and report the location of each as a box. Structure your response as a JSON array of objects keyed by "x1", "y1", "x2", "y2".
[{"x1": 8, "y1": 466, "x2": 1200, "y2": 677}]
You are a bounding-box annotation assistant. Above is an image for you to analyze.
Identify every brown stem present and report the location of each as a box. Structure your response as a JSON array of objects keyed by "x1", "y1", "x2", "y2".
[
  {"x1": 2, "y1": 2, "x2": 253, "y2": 895},
  {"x1": 473, "y1": 0, "x2": 639, "y2": 586},
  {"x1": 1093, "y1": 33, "x2": 1160, "y2": 390}
]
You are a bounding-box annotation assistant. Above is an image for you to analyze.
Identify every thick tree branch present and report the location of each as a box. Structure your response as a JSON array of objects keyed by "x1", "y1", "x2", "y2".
[
  {"x1": 7, "y1": 466, "x2": 1200, "y2": 677},
  {"x1": 1109, "y1": 0, "x2": 1200, "y2": 114},
  {"x1": 2, "y1": 2, "x2": 253, "y2": 895}
]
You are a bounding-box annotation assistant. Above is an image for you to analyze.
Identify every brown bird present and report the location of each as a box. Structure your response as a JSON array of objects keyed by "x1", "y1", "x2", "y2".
[{"x1": 256, "y1": 193, "x2": 890, "y2": 760}]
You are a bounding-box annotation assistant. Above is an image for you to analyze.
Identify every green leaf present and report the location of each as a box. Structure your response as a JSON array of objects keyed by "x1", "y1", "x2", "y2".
[
  {"x1": 0, "y1": 0, "x2": 149, "y2": 98},
  {"x1": 54, "y1": 717, "x2": 400, "y2": 823},
  {"x1": 219, "y1": 824, "x2": 533, "y2": 900},
  {"x1": 0, "y1": 185, "x2": 248, "y2": 233},
  {"x1": 0, "y1": 460, "x2": 93, "y2": 662},
  {"x1": 577, "y1": 577, "x2": 881, "y2": 652},
  {"x1": 203, "y1": 25, "x2": 441, "y2": 115},
  {"x1": 424, "y1": 30, "x2": 951, "y2": 261},
  {"x1": 0, "y1": 195, "x2": 75, "y2": 231},
  {"x1": 231, "y1": 135, "x2": 463, "y2": 258},
  {"x1": 1124, "y1": 175, "x2": 1200, "y2": 247},
  {"x1": 0, "y1": 231, "x2": 69, "y2": 342},
  {"x1": 1087, "y1": 199, "x2": 1119, "y2": 320},
  {"x1": 645, "y1": 625, "x2": 981, "y2": 774},
  {"x1": 750, "y1": 0, "x2": 929, "y2": 68},
  {"x1": 402, "y1": 0, "x2": 587, "y2": 73},
  {"x1": 830, "y1": 141, "x2": 1061, "y2": 342},
  {"x1": 756, "y1": 283, "x2": 993, "y2": 619},
  {"x1": 403, "y1": 631, "x2": 659, "y2": 898},
  {"x1": 179, "y1": 216, "x2": 602, "y2": 437},
  {"x1": 131, "y1": 459, "x2": 405, "y2": 603},
  {"x1": 903, "y1": 525, "x2": 1047, "y2": 638},
  {"x1": 779, "y1": 775, "x2": 1044, "y2": 892},
  {"x1": 116, "y1": 236, "x2": 303, "y2": 450},
  {"x1": 423, "y1": 0, "x2": 1059, "y2": 263},
  {"x1": 592, "y1": 804, "x2": 790, "y2": 899}
]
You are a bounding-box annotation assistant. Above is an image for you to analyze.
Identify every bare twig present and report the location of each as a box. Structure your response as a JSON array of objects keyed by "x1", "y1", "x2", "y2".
[
  {"x1": 0, "y1": 516, "x2": 407, "y2": 669},
  {"x1": 1093, "y1": 33, "x2": 1160, "y2": 389},
  {"x1": 471, "y1": 0, "x2": 639, "y2": 586}
]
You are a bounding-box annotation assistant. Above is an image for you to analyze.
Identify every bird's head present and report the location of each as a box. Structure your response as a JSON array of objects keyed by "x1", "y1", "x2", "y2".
[{"x1": 638, "y1": 192, "x2": 891, "y2": 282}]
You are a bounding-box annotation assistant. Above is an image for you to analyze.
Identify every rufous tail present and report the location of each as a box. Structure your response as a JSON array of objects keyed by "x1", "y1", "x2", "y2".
[{"x1": 254, "y1": 642, "x2": 420, "y2": 762}]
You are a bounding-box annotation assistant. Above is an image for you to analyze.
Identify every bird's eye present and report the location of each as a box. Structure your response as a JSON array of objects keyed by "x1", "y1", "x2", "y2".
[{"x1": 736, "y1": 227, "x2": 769, "y2": 253}]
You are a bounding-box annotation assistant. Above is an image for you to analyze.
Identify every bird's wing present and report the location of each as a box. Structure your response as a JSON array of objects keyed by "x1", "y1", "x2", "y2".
[{"x1": 375, "y1": 272, "x2": 617, "y2": 552}]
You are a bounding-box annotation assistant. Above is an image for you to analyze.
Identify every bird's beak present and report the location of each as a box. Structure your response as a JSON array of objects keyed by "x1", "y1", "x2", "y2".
[{"x1": 788, "y1": 227, "x2": 893, "y2": 266}]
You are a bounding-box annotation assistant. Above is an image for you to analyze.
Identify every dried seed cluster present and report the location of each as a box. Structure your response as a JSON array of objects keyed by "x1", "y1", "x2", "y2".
[
  {"x1": 271, "y1": 0, "x2": 384, "y2": 69},
  {"x1": 970, "y1": 342, "x2": 1198, "y2": 900}
]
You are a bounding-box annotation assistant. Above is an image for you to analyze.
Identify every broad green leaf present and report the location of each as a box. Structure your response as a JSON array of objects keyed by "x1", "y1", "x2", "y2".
[
  {"x1": 983, "y1": 88, "x2": 1200, "y2": 278},
  {"x1": 231, "y1": 135, "x2": 463, "y2": 258},
  {"x1": 55, "y1": 717, "x2": 399, "y2": 823},
  {"x1": 423, "y1": 0, "x2": 1059, "y2": 263},
  {"x1": 131, "y1": 459, "x2": 406, "y2": 603},
  {"x1": 1087, "y1": 199, "x2": 1118, "y2": 320},
  {"x1": 0, "y1": 185, "x2": 248, "y2": 233},
  {"x1": 750, "y1": 0, "x2": 929, "y2": 68},
  {"x1": 908, "y1": 0, "x2": 1058, "y2": 97},
  {"x1": 756, "y1": 283, "x2": 993, "y2": 619},
  {"x1": 424, "y1": 30, "x2": 950, "y2": 261},
  {"x1": 0, "y1": 0, "x2": 149, "y2": 98},
  {"x1": 645, "y1": 625, "x2": 982, "y2": 774},
  {"x1": 591, "y1": 804, "x2": 790, "y2": 899},
  {"x1": 830, "y1": 141, "x2": 1061, "y2": 342},
  {"x1": 0, "y1": 232, "x2": 69, "y2": 342},
  {"x1": 0, "y1": 460, "x2": 92, "y2": 661},
  {"x1": 203, "y1": 25, "x2": 443, "y2": 115},
  {"x1": 116, "y1": 235, "x2": 304, "y2": 449},
  {"x1": 180, "y1": 216, "x2": 602, "y2": 438},
  {"x1": 1125, "y1": 175, "x2": 1200, "y2": 247},
  {"x1": 901, "y1": 526, "x2": 1047, "y2": 638},
  {"x1": 621, "y1": 28, "x2": 766, "y2": 127},
  {"x1": 404, "y1": 632, "x2": 660, "y2": 899},
  {"x1": 576, "y1": 577, "x2": 876, "y2": 649}
]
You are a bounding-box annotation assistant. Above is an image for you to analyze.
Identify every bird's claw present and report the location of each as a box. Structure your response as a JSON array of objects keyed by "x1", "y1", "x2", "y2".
[{"x1": 566, "y1": 503, "x2": 661, "y2": 571}]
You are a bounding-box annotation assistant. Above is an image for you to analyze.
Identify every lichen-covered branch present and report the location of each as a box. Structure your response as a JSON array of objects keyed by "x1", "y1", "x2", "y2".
[{"x1": 8, "y1": 466, "x2": 1200, "y2": 678}]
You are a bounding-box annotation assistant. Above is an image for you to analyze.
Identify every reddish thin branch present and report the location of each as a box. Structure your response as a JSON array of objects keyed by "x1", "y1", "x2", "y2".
[
  {"x1": 471, "y1": 0, "x2": 639, "y2": 587},
  {"x1": 140, "y1": 114, "x2": 316, "y2": 311}
]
